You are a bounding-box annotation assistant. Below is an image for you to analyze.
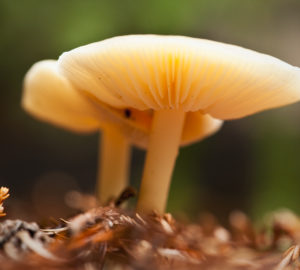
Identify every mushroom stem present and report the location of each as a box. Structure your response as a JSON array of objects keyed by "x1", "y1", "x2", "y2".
[
  {"x1": 136, "y1": 109, "x2": 186, "y2": 214},
  {"x1": 97, "y1": 127, "x2": 131, "y2": 204}
]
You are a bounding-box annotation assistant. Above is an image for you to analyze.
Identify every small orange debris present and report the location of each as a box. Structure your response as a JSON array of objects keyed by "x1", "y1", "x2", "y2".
[{"x1": 0, "y1": 187, "x2": 10, "y2": 217}]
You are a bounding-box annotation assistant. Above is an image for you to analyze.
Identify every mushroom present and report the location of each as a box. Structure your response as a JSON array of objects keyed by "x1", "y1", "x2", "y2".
[
  {"x1": 57, "y1": 35, "x2": 300, "y2": 214},
  {"x1": 23, "y1": 60, "x2": 132, "y2": 204},
  {"x1": 23, "y1": 58, "x2": 222, "y2": 205}
]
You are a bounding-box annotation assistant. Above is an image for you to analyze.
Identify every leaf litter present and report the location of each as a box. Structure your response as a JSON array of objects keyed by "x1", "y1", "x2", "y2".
[{"x1": 0, "y1": 186, "x2": 300, "y2": 270}]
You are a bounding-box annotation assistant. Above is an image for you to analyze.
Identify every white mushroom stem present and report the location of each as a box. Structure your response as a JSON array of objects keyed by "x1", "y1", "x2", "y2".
[
  {"x1": 97, "y1": 126, "x2": 131, "y2": 204},
  {"x1": 137, "y1": 109, "x2": 186, "y2": 214}
]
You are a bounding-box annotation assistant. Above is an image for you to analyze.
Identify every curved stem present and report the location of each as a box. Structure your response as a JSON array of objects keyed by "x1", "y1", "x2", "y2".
[
  {"x1": 97, "y1": 127, "x2": 131, "y2": 204},
  {"x1": 136, "y1": 109, "x2": 186, "y2": 214}
]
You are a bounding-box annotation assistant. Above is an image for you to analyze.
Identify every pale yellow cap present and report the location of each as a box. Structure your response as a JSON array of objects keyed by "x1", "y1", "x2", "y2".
[
  {"x1": 22, "y1": 60, "x2": 99, "y2": 133},
  {"x1": 58, "y1": 35, "x2": 300, "y2": 120}
]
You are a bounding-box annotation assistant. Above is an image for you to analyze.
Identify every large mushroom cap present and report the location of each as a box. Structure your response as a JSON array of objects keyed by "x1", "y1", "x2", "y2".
[
  {"x1": 23, "y1": 60, "x2": 99, "y2": 133},
  {"x1": 59, "y1": 35, "x2": 300, "y2": 120}
]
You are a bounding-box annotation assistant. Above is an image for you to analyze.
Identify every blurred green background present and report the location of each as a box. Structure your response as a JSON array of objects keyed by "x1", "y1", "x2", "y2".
[{"x1": 1, "y1": 0, "x2": 300, "y2": 223}]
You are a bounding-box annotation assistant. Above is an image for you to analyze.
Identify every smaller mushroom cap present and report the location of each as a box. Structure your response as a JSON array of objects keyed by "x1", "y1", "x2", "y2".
[{"x1": 22, "y1": 60, "x2": 99, "y2": 133}]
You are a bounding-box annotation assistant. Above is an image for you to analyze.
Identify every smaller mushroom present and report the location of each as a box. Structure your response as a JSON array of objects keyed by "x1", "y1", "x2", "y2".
[{"x1": 22, "y1": 60, "x2": 131, "y2": 204}]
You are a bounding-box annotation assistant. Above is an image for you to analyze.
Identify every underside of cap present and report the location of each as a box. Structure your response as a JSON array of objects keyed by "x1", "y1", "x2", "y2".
[
  {"x1": 84, "y1": 94, "x2": 223, "y2": 148},
  {"x1": 22, "y1": 60, "x2": 99, "y2": 133},
  {"x1": 58, "y1": 35, "x2": 300, "y2": 120}
]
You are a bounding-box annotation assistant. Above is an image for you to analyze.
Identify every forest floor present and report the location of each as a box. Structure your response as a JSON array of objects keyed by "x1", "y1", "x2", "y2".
[{"x1": 0, "y1": 187, "x2": 299, "y2": 270}]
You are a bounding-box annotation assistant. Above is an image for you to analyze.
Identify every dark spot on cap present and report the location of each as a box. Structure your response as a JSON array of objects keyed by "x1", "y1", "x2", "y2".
[{"x1": 124, "y1": 109, "x2": 131, "y2": 118}]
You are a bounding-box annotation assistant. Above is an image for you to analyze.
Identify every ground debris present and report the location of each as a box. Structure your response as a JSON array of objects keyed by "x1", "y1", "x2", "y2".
[
  {"x1": 0, "y1": 219, "x2": 54, "y2": 262},
  {"x1": 1, "y1": 203, "x2": 300, "y2": 269},
  {"x1": 0, "y1": 187, "x2": 9, "y2": 217}
]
